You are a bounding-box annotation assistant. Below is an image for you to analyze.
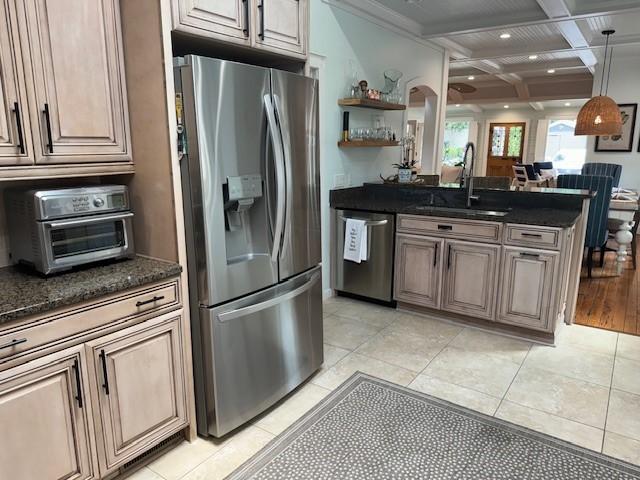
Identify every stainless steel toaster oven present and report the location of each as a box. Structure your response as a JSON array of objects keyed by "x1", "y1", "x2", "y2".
[{"x1": 4, "y1": 185, "x2": 135, "y2": 275}]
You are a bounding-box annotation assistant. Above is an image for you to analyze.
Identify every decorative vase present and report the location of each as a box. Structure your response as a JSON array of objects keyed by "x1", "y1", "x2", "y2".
[{"x1": 397, "y1": 168, "x2": 412, "y2": 183}]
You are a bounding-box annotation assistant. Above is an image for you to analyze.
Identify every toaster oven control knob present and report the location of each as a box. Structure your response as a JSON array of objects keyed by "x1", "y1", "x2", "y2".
[{"x1": 93, "y1": 198, "x2": 105, "y2": 208}]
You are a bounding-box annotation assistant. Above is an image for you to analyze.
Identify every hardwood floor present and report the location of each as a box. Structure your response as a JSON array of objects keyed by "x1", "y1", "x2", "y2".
[{"x1": 575, "y1": 248, "x2": 639, "y2": 335}]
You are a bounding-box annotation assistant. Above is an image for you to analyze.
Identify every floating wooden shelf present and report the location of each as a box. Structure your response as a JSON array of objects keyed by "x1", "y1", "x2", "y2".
[
  {"x1": 338, "y1": 98, "x2": 406, "y2": 111},
  {"x1": 338, "y1": 140, "x2": 399, "y2": 148}
]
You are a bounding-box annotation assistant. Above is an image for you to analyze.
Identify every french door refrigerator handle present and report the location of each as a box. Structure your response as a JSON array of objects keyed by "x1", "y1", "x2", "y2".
[
  {"x1": 264, "y1": 94, "x2": 286, "y2": 262},
  {"x1": 273, "y1": 94, "x2": 293, "y2": 253},
  {"x1": 218, "y1": 271, "x2": 320, "y2": 323}
]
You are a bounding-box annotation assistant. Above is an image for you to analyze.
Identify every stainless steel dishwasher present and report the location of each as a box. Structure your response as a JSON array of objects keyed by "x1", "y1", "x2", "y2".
[{"x1": 331, "y1": 209, "x2": 395, "y2": 303}]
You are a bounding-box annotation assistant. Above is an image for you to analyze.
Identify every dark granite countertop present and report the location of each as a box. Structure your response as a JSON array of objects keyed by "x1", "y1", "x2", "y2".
[
  {"x1": 363, "y1": 181, "x2": 594, "y2": 198},
  {"x1": 0, "y1": 256, "x2": 182, "y2": 325},
  {"x1": 330, "y1": 184, "x2": 587, "y2": 228}
]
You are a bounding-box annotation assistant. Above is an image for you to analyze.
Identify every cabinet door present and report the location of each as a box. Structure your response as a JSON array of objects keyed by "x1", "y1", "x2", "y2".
[
  {"x1": 394, "y1": 234, "x2": 443, "y2": 309},
  {"x1": 20, "y1": 0, "x2": 130, "y2": 163},
  {"x1": 442, "y1": 240, "x2": 500, "y2": 320},
  {"x1": 498, "y1": 247, "x2": 558, "y2": 331},
  {"x1": 87, "y1": 313, "x2": 187, "y2": 474},
  {"x1": 172, "y1": 0, "x2": 250, "y2": 44},
  {"x1": 0, "y1": 346, "x2": 97, "y2": 480},
  {"x1": 253, "y1": 0, "x2": 307, "y2": 57},
  {"x1": 0, "y1": 0, "x2": 33, "y2": 165}
]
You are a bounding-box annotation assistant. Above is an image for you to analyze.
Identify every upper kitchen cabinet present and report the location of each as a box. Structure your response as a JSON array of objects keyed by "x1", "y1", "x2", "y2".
[
  {"x1": 0, "y1": 0, "x2": 33, "y2": 166},
  {"x1": 253, "y1": 0, "x2": 307, "y2": 58},
  {"x1": 172, "y1": 0, "x2": 308, "y2": 60},
  {"x1": 17, "y1": 0, "x2": 130, "y2": 165},
  {"x1": 171, "y1": 0, "x2": 251, "y2": 45}
]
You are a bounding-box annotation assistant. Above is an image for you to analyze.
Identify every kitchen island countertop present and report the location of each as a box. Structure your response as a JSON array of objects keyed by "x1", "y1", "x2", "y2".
[{"x1": 330, "y1": 184, "x2": 589, "y2": 228}]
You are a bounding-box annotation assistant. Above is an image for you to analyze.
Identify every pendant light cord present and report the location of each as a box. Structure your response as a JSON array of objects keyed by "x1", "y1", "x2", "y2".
[
  {"x1": 605, "y1": 43, "x2": 614, "y2": 95},
  {"x1": 599, "y1": 32, "x2": 610, "y2": 96}
]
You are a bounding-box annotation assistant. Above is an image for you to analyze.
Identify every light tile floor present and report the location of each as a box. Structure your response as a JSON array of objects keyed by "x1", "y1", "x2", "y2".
[{"x1": 129, "y1": 296, "x2": 640, "y2": 479}]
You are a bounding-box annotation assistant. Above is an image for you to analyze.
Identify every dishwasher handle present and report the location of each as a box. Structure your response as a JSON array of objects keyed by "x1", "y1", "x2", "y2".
[
  {"x1": 340, "y1": 216, "x2": 390, "y2": 263},
  {"x1": 340, "y1": 218, "x2": 388, "y2": 227}
]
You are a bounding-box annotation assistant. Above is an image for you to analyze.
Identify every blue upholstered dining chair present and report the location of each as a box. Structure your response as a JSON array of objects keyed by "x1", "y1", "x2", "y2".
[
  {"x1": 533, "y1": 161, "x2": 554, "y2": 175},
  {"x1": 515, "y1": 163, "x2": 537, "y2": 180},
  {"x1": 557, "y1": 174, "x2": 613, "y2": 278},
  {"x1": 582, "y1": 163, "x2": 622, "y2": 188}
]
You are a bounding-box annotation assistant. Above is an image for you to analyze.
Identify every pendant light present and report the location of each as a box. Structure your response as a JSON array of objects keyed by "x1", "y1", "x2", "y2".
[{"x1": 575, "y1": 30, "x2": 622, "y2": 136}]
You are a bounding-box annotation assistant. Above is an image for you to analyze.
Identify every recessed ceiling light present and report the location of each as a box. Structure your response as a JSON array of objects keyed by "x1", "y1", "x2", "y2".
[
  {"x1": 547, "y1": 69, "x2": 556, "y2": 74},
  {"x1": 467, "y1": 75, "x2": 475, "y2": 80},
  {"x1": 455, "y1": 104, "x2": 461, "y2": 107},
  {"x1": 504, "y1": 105, "x2": 510, "y2": 109},
  {"x1": 500, "y1": 33, "x2": 511, "y2": 39},
  {"x1": 564, "y1": 102, "x2": 571, "y2": 106},
  {"x1": 529, "y1": 55, "x2": 539, "y2": 60}
]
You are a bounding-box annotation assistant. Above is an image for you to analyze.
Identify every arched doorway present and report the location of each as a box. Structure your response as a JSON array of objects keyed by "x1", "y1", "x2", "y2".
[{"x1": 404, "y1": 82, "x2": 439, "y2": 174}]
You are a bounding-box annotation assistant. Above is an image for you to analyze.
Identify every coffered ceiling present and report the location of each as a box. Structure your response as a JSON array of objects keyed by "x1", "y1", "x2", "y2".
[{"x1": 325, "y1": 0, "x2": 640, "y2": 111}]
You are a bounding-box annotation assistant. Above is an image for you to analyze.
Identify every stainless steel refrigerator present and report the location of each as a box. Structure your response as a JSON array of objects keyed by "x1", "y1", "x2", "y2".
[{"x1": 175, "y1": 56, "x2": 323, "y2": 437}]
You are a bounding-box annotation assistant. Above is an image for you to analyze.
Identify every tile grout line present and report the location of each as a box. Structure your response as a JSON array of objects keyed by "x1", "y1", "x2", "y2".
[
  {"x1": 500, "y1": 396, "x2": 607, "y2": 434},
  {"x1": 495, "y1": 342, "x2": 533, "y2": 416},
  {"x1": 601, "y1": 333, "x2": 620, "y2": 453},
  {"x1": 172, "y1": 426, "x2": 276, "y2": 480},
  {"x1": 413, "y1": 324, "x2": 467, "y2": 378}
]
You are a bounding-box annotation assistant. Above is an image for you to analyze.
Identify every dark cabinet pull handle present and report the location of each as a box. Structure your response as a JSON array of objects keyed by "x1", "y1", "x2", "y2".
[
  {"x1": 433, "y1": 243, "x2": 438, "y2": 267},
  {"x1": 520, "y1": 252, "x2": 541, "y2": 259},
  {"x1": 0, "y1": 338, "x2": 27, "y2": 350},
  {"x1": 447, "y1": 245, "x2": 452, "y2": 269},
  {"x1": 136, "y1": 295, "x2": 165, "y2": 307},
  {"x1": 242, "y1": 0, "x2": 249, "y2": 37},
  {"x1": 437, "y1": 224, "x2": 453, "y2": 231},
  {"x1": 13, "y1": 102, "x2": 25, "y2": 154},
  {"x1": 43, "y1": 103, "x2": 54, "y2": 153},
  {"x1": 258, "y1": 0, "x2": 265, "y2": 39},
  {"x1": 99, "y1": 349, "x2": 110, "y2": 395},
  {"x1": 72, "y1": 359, "x2": 83, "y2": 408},
  {"x1": 521, "y1": 233, "x2": 542, "y2": 238}
]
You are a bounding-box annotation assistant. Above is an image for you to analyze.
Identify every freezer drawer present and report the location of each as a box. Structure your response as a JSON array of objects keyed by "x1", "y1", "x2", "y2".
[
  {"x1": 198, "y1": 266, "x2": 323, "y2": 437},
  {"x1": 331, "y1": 209, "x2": 395, "y2": 302}
]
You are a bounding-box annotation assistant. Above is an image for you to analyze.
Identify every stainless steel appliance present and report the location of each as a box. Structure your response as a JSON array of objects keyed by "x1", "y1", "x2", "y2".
[
  {"x1": 4, "y1": 185, "x2": 134, "y2": 275},
  {"x1": 331, "y1": 209, "x2": 395, "y2": 303},
  {"x1": 175, "y1": 56, "x2": 322, "y2": 437}
]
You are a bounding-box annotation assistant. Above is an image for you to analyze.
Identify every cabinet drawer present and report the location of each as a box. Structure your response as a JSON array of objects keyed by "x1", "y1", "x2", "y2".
[
  {"x1": 397, "y1": 214, "x2": 502, "y2": 244},
  {"x1": 0, "y1": 280, "x2": 180, "y2": 362},
  {"x1": 504, "y1": 224, "x2": 561, "y2": 250}
]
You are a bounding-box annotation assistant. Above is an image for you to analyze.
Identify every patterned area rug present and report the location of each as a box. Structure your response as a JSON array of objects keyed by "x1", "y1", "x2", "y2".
[{"x1": 227, "y1": 373, "x2": 640, "y2": 479}]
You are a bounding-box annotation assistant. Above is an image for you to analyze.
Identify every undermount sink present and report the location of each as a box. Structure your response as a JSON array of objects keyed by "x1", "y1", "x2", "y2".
[{"x1": 411, "y1": 205, "x2": 510, "y2": 217}]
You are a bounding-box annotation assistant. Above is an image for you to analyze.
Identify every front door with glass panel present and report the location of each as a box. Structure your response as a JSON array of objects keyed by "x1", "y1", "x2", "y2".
[{"x1": 486, "y1": 122, "x2": 525, "y2": 177}]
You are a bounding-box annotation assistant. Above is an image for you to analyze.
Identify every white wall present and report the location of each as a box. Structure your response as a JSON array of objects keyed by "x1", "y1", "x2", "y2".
[
  {"x1": 586, "y1": 55, "x2": 640, "y2": 190},
  {"x1": 311, "y1": 1, "x2": 447, "y2": 291},
  {"x1": 447, "y1": 107, "x2": 581, "y2": 175}
]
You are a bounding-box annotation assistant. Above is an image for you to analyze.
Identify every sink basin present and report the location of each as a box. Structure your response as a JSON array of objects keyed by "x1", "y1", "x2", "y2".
[{"x1": 411, "y1": 205, "x2": 510, "y2": 217}]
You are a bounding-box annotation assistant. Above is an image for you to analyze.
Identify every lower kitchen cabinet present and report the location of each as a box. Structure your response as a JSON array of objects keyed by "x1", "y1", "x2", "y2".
[
  {"x1": 394, "y1": 234, "x2": 443, "y2": 309},
  {"x1": 87, "y1": 313, "x2": 187, "y2": 475},
  {"x1": 441, "y1": 240, "x2": 500, "y2": 320},
  {"x1": 498, "y1": 247, "x2": 558, "y2": 331},
  {"x1": 0, "y1": 346, "x2": 98, "y2": 480}
]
